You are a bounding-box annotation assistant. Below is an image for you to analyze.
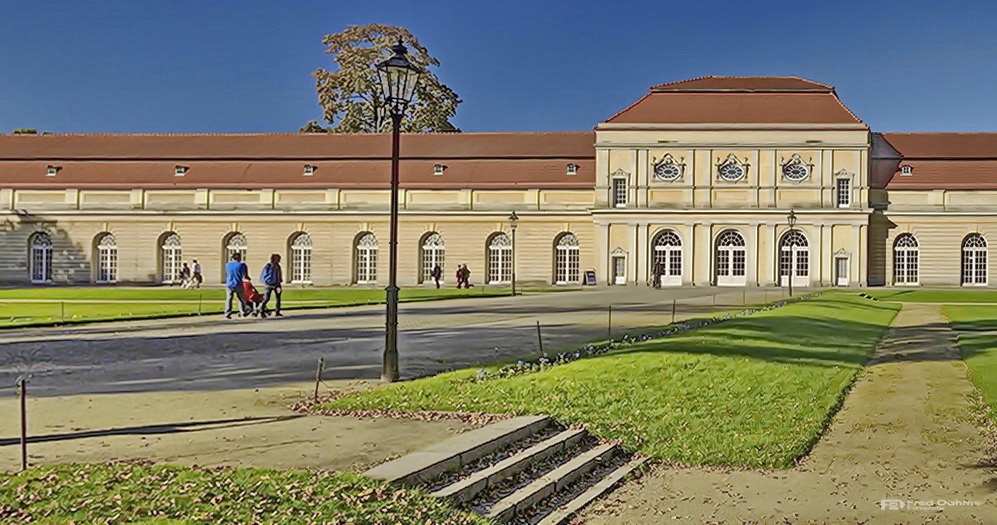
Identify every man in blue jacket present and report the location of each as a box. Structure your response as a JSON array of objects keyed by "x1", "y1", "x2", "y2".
[
  {"x1": 260, "y1": 253, "x2": 283, "y2": 318},
  {"x1": 224, "y1": 252, "x2": 251, "y2": 319}
]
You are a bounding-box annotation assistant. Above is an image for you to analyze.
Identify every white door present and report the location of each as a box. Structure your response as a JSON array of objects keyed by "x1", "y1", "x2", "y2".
[
  {"x1": 715, "y1": 231, "x2": 747, "y2": 286},
  {"x1": 836, "y1": 257, "x2": 849, "y2": 286},
  {"x1": 654, "y1": 246, "x2": 682, "y2": 286},
  {"x1": 612, "y1": 256, "x2": 626, "y2": 285}
]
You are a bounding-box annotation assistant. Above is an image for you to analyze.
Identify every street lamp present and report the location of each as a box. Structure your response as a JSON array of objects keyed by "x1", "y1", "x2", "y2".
[
  {"x1": 787, "y1": 209, "x2": 797, "y2": 298},
  {"x1": 509, "y1": 211, "x2": 519, "y2": 297},
  {"x1": 376, "y1": 40, "x2": 420, "y2": 383}
]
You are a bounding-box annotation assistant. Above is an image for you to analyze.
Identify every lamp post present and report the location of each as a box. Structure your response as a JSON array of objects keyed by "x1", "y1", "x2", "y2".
[
  {"x1": 509, "y1": 211, "x2": 519, "y2": 296},
  {"x1": 376, "y1": 40, "x2": 420, "y2": 382},
  {"x1": 787, "y1": 209, "x2": 797, "y2": 298}
]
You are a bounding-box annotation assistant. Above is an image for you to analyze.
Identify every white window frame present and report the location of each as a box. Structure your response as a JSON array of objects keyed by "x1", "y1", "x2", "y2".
[
  {"x1": 893, "y1": 234, "x2": 919, "y2": 286},
  {"x1": 962, "y1": 234, "x2": 987, "y2": 286},
  {"x1": 421, "y1": 232, "x2": 446, "y2": 284},
  {"x1": 355, "y1": 233, "x2": 378, "y2": 284},
  {"x1": 96, "y1": 234, "x2": 118, "y2": 284},
  {"x1": 611, "y1": 176, "x2": 628, "y2": 208},
  {"x1": 715, "y1": 230, "x2": 747, "y2": 286},
  {"x1": 161, "y1": 233, "x2": 183, "y2": 284},
  {"x1": 652, "y1": 230, "x2": 682, "y2": 286},
  {"x1": 836, "y1": 177, "x2": 851, "y2": 208},
  {"x1": 487, "y1": 233, "x2": 512, "y2": 284},
  {"x1": 778, "y1": 230, "x2": 810, "y2": 287},
  {"x1": 290, "y1": 233, "x2": 313, "y2": 284},
  {"x1": 29, "y1": 232, "x2": 53, "y2": 284},
  {"x1": 554, "y1": 233, "x2": 580, "y2": 284}
]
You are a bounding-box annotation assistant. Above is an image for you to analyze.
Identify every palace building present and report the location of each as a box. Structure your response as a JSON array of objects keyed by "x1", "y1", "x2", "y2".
[{"x1": 1, "y1": 76, "x2": 995, "y2": 288}]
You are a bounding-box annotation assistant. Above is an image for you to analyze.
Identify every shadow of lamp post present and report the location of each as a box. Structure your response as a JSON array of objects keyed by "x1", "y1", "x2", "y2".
[{"x1": 376, "y1": 41, "x2": 421, "y2": 383}]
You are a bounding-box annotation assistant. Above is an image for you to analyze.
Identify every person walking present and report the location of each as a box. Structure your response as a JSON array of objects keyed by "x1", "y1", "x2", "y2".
[
  {"x1": 652, "y1": 260, "x2": 663, "y2": 289},
  {"x1": 431, "y1": 264, "x2": 443, "y2": 289},
  {"x1": 455, "y1": 265, "x2": 465, "y2": 289},
  {"x1": 179, "y1": 262, "x2": 192, "y2": 289},
  {"x1": 461, "y1": 264, "x2": 473, "y2": 288},
  {"x1": 260, "y1": 253, "x2": 283, "y2": 318},
  {"x1": 224, "y1": 252, "x2": 251, "y2": 319},
  {"x1": 192, "y1": 259, "x2": 203, "y2": 288}
]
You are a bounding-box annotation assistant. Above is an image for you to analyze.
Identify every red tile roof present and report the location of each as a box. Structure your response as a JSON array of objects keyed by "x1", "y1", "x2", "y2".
[
  {"x1": 650, "y1": 76, "x2": 833, "y2": 92},
  {"x1": 878, "y1": 133, "x2": 997, "y2": 190},
  {"x1": 0, "y1": 132, "x2": 594, "y2": 160},
  {"x1": 0, "y1": 132, "x2": 596, "y2": 190},
  {"x1": 602, "y1": 92, "x2": 865, "y2": 126},
  {"x1": 879, "y1": 133, "x2": 997, "y2": 159},
  {"x1": 885, "y1": 160, "x2": 997, "y2": 190}
]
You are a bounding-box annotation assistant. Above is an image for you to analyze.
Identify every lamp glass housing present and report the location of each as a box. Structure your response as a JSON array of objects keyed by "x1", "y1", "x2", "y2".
[{"x1": 376, "y1": 41, "x2": 420, "y2": 117}]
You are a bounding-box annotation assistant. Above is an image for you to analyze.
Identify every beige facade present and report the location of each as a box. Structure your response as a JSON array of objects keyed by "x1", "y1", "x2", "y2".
[{"x1": 2, "y1": 76, "x2": 995, "y2": 288}]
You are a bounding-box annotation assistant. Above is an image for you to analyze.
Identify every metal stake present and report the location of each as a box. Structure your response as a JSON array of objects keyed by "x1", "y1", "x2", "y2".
[
  {"x1": 672, "y1": 299, "x2": 676, "y2": 324},
  {"x1": 536, "y1": 321, "x2": 544, "y2": 355}
]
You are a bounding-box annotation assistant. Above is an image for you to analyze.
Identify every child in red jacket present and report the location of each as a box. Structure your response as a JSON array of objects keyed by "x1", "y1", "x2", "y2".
[{"x1": 242, "y1": 280, "x2": 264, "y2": 317}]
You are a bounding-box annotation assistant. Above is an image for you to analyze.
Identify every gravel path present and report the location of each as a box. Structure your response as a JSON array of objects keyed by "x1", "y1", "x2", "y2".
[{"x1": 577, "y1": 303, "x2": 997, "y2": 523}]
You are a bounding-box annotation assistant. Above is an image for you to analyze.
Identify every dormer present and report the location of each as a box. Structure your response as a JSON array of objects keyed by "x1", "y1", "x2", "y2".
[{"x1": 175, "y1": 165, "x2": 190, "y2": 177}]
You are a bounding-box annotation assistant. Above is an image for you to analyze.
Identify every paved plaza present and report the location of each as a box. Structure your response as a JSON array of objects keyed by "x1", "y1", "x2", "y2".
[{"x1": 0, "y1": 287, "x2": 780, "y2": 398}]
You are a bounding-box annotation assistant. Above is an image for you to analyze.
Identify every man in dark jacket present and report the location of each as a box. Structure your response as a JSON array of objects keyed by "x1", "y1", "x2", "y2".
[
  {"x1": 431, "y1": 264, "x2": 443, "y2": 288},
  {"x1": 260, "y1": 253, "x2": 283, "y2": 318}
]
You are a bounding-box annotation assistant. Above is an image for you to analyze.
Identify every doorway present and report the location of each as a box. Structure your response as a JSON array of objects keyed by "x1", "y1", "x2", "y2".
[
  {"x1": 612, "y1": 255, "x2": 626, "y2": 285},
  {"x1": 835, "y1": 257, "x2": 849, "y2": 286}
]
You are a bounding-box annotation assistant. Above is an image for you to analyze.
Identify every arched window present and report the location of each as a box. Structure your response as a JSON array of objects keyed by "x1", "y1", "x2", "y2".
[
  {"x1": 221, "y1": 232, "x2": 248, "y2": 282},
  {"x1": 420, "y1": 232, "x2": 445, "y2": 284},
  {"x1": 779, "y1": 230, "x2": 809, "y2": 286},
  {"x1": 962, "y1": 234, "x2": 987, "y2": 286},
  {"x1": 224, "y1": 232, "x2": 247, "y2": 262},
  {"x1": 894, "y1": 234, "x2": 919, "y2": 285},
  {"x1": 651, "y1": 230, "x2": 682, "y2": 286},
  {"x1": 29, "y1": 232, "x2": 53, "y2": 283},
  {"x1": 355, "y1": 233, "x2": 378, "y2": 284},
  {"x1": 160, "y1": 233, "x2": 182, "y2": 284},
  {"x1": 554, "y1": 233, "x2": 580, "y2": 284},
  {"x1": 95, "y1": 233, "x2": 117, "y2": 283},
  {"x1": 715, "y1": 230, "x2": 746, "y2": 286},
  {"x1": 289, "y1": 232, "x2": 313, "y2": 284},
  {"x1": 487, "y1": 233, "x2": 512, "y2": 284}
]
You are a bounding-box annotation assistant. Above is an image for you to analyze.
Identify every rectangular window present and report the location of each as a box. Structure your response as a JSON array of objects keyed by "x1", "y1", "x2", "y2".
[
  {"x1": 836, "y1": 178, "x2": 851, "y2": 208},
  {"x1": 612, "y1": 178, "x2": 627, "y2": 208}
]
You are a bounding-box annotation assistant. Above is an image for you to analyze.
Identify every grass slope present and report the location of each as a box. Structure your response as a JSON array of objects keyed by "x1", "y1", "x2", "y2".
[
  {"x1": 945, "y1": 305, "x2": 997, "y2": 415},
  {"x1": 0, "y1": 463, "x2": 488, "y2": 525},
  {"x1": 0, "y1": 287, "x2": 506, "y2": 328},
  {"x1": 865, "y1": 289, "x2": 997, "y2": 303},
  {"x1": 323, "y1": 293, "x2": 899, "y2": 468}
]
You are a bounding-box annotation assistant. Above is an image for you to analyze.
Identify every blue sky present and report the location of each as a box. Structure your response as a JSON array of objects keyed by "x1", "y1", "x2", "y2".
[{"x1": 1, "y1": 0, "x2": 994, "y2": 134}]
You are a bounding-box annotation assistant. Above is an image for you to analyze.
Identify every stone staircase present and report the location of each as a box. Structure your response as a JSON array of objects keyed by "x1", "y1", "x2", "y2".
[{"x1": 365, "y1": 415, "x2": 647, "y2": 524}]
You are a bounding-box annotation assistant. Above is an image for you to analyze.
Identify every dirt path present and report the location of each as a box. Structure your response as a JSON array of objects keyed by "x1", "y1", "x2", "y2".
[
  {"x1": 578, "y1": 303, "x2": 997, "y2": 524},
  {"x1": 0, "y1": 380, "x2": 477, "y2": 473}
]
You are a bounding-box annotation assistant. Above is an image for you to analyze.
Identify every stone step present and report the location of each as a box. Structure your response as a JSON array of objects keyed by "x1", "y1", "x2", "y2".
[
  {"x1": 364, "y1": 415, "x2": 553, "y2": 486},
  {"x1": 433, "y1": 428, "x2": 588, "y2": 504},
  {"x1": 534, "y1": 455, "x2": 649, "y2": 525},
  {"x1": 486, "y1": 442, "x2": 620, "y2": 524}
]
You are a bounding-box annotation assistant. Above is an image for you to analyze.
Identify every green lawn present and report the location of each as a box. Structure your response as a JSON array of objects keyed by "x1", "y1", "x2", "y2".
[
  {"x1": 864, "y1": 289, "x2": 997, "y2": 303},
  {"x1": 0, "y1": 287, "x2": 508, "y2": 328},
  {"x1": 0, "y1": 463, "x2": 487, "y2": 524},
  {"x1": 944, "y1": 305, "x2": 997, "y2": 415},
  {"x1": 321, "y1": 293, "x2": 899, "y2": 468}
]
